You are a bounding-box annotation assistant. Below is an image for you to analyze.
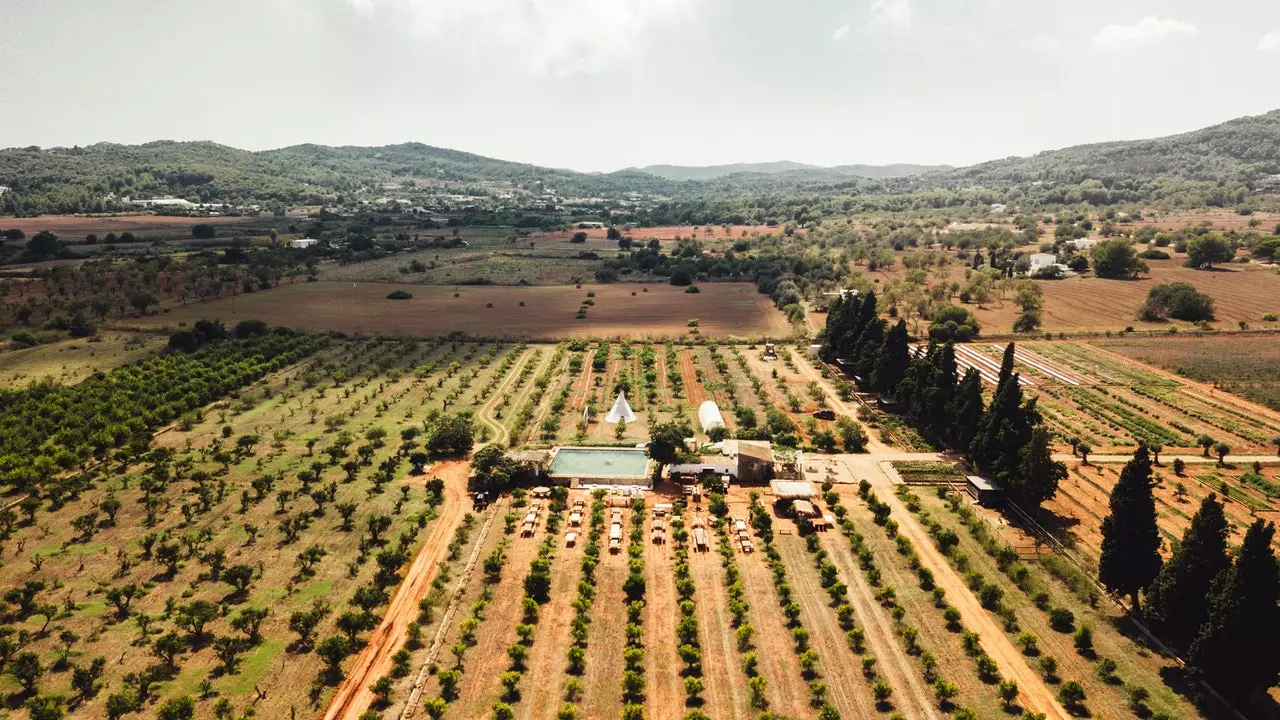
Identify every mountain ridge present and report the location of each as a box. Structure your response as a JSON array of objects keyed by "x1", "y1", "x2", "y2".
[
  {"x1": 628, "y1": 161, "x2": 950, "y2": 181},
  {"x1": 2, "y1": 108, "x2": 1279, "y2": 215}
]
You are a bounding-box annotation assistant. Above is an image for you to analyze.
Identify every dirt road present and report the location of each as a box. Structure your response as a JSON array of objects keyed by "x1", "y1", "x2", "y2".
[
  {"x1": 477, "y1": 348, "x2": 535, "y2": 447},
  {"x1": 790, "y1": 353, "x2": 891, "y2": 453},
  {"x1": 322, "y1": 460, "x2": 471, "y2": 720},
  {"x1": 863, "y1": 471, "x2": 1073, "y2": 720}
]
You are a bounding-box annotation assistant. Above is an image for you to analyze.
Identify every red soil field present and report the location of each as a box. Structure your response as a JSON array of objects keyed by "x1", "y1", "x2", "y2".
[
  {"x1": 131, "y1": 282, "x2": 791, "y2": 340},
  {"x1": 0, "y1": 213, "x2": 293, "y2": 239}
]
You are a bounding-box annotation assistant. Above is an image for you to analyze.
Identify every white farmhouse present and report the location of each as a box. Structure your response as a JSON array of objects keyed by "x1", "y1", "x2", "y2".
[
  {"x1": 290, "y1": 238, "x2": 319, "y2": 249},
  {"x1": 1028, "y1": 253, "x2": 1059, "y2": 272}
]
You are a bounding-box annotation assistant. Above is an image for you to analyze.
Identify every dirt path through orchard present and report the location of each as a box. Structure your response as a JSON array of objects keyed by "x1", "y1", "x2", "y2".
[
  {"x1": 861, "y1": 474, "x2": 1072, "y2": 720},
  {"x1": 477, "y1": 348, "x2": 535, "y2": 447},
  {"x1": 791, "y1": 353, "x2": 891, "y2": 453},
  {"x1": 323, "y1": 459, "x2": 471, "y2": 720}
]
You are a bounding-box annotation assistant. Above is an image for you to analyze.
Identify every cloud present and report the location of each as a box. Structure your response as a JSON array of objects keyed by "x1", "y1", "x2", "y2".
[
  {"x1": 868, "y1": 0, "x2": 912, "y2": 34},
  {"x1": 833, "y1": 24, "x2": 851, "y2": 41},
  {"x1": 342, "y1": 0, "x2": 693, "y2": 77},
  {"x1": 1017, "y1": 35, "x2": 1064, "y2": 53},
  {"x1": 1092, "y1": 16, "x2": 1198, "y2": 50},
  {"x1": 1259, "y1": 31, "x2": 1280, "y2": 53}
]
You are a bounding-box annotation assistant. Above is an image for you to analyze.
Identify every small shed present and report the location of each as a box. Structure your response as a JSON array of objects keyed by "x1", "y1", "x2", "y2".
[
  {"x1": 792, "y1": 499, "x2": 818, "y2": 518},
  {"x1": 966, "y1": 476, "x2": 1004, "y2": 506}
]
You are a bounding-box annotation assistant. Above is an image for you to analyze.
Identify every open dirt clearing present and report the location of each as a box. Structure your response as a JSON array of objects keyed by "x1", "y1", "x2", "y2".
[
  {"x1": 0, "y1": 213, "x2": 295, "y2": 239},
  {"x1": 128, "y1": 281, "x2": 791, "y2": 340},
  {"x1": 322, "y1": 460, "x2": 471, "y2": 720}
]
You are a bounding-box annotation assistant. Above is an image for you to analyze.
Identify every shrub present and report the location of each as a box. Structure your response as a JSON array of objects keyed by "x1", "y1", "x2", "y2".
[
  {"x1": 1048, "y1": 607, "x2": 1075, "y2": 632},
  {"x1": 1140, "y1": 282, "x2": 1214, "y2": 321},
  {"x1": 386, "y1": 290, "x2": 413, "y2": 300},
  {"x1": 1073, "y1": 625, "x2": 1093, "y2": 654},
  {"x1": 685, "y1": 285, "x2": 701, "y2": 294},
  {"x1": 1058, "y1": 681, "x2": 1086, "y2": 708}
]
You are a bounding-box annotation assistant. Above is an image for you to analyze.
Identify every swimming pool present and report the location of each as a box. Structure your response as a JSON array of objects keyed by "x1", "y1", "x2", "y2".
[{"x1": 548, "y1": 447, "x2": 651, "y2": 480}]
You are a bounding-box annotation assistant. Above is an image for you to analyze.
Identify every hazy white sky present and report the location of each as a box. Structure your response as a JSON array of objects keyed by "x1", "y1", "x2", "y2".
[{"x1": 1, "y1": 0, "x2": 1278, "y2": 172}]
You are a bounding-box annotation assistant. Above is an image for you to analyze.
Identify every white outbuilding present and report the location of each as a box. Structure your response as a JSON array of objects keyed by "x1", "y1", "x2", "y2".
[
  {"x1": 698, "y1": 401, "x2": 726, "y2": 434},
  {"x1": 290, "y1": 238, "x2": 319, "y2": 249}
]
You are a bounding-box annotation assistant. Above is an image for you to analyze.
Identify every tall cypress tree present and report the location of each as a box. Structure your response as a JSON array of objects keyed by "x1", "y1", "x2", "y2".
[
  {"x1": 855, "y1": 319, "x2": 885, "y2": 382},
  {"x1": 995, "y1": 342, "x2": 1017, "y2": 393},
  {"x1": 1145, "y1": 494, "x2": 1230, "y2": 653},
  {"x1": 1187, "y1": 520, "x2": 1280, "y2": 702},
  {"x1": 923, "y1": 343, "x2": 958, "y2": 442},
  {"x1": 1098, "y1": 445, "x2": 1163, "y2": 611},
  {"x1": 969, "y1": 372, "x2": 1024, "y2": 471},
  {"x1": 947, "y1": 368, "x2": 984, "y2": 452},
  {"x1": 1012, "y1": 425, "x2": 1066, "y2": 510},
  {"x1": 873, "y1": 319, "x2": 910, "y2": 394},
  {"x1": 851, "y1": 291, "x2": 878, "y2": 349}
]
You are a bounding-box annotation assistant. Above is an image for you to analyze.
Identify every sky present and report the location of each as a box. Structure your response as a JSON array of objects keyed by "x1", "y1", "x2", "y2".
[{"x1": 1, "y1": 0, "x2": 1279, "y2": 172}]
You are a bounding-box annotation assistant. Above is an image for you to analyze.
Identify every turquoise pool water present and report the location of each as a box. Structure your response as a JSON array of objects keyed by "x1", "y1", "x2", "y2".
[{"x1": 549, "y1": 448, "x2": 650, "y2": 478}]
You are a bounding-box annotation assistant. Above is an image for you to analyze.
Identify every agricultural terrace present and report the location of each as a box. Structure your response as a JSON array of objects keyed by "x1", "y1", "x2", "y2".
[
  {"x1": 127, "y1": 282, "x2": 792, "y2": 340},
  {"x1": 1046, "y1": 458, "x2": 1280, "y2": 569},
  {"x1": 958, "y1": 341, "x2": 1280, "y2": 455},
  {"x1": 1099, "y1": 335, "x2": 1280, "y2": 413}
]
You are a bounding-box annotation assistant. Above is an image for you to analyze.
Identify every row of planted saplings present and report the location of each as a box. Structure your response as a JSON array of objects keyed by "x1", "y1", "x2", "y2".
[
  {"x1": 422, "y1": 528, "x2": 509, "y2": 718},
  {"x1": 834, "y1": 482, "x2": 1026, "y2": 719},
  {"x1": 488, "y1": 499, "x2": 565, "y2": 719},
  {"x1": 557, "y1": 492, "x2": 608, "y2": 718},
  {"x1": 711, "y1": 514, "x2": 768, "y2": 710},
  {"x1": 381, "y1": 513, "x2": 476, "y2": 716},
  {"x1": 669, "y1": 504, "x2": 713, "y2": 719},
  {"x1": 928, "y1": 485, "x2": 1164, "y2": 719},
  {"x1": 613, "y1": 499, "x2": 648, "y2": 720},
  {"x1": 747, "y1": 494, "x2": 844, "y2": 718}
]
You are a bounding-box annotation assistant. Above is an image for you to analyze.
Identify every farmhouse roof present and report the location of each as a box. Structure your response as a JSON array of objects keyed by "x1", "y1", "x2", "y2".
[{"x1": 735, "y1": 441, "x2": 773, "y2": 462}]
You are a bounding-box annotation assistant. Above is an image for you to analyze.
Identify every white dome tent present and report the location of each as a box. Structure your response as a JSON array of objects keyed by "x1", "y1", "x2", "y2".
[
  {"x1": 604, "y1": 392, "x2": 637, "y2": 424},
  {"x1": 698, "y1": 401, "x2": 726, "y2": 433}
]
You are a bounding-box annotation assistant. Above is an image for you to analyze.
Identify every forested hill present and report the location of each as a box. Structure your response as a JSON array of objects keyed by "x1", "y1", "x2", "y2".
[
  {"x1": 0, "y1": 141, "x2": 674, "y2": 214},
  {"x1": 1, "y1": 109, "x2": 1279, "y2": 215},
  {"x1": 940, "y1": 110, "x2": 1280, "y2": 187},
  {"x1": 631, "y1": 161, "x2": 946, "y2": 181}
]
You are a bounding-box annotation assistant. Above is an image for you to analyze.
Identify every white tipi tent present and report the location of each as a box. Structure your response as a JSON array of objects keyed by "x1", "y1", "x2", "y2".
[{"x1": 604, "y1": 391, "x2": 637, "y2": 424}]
